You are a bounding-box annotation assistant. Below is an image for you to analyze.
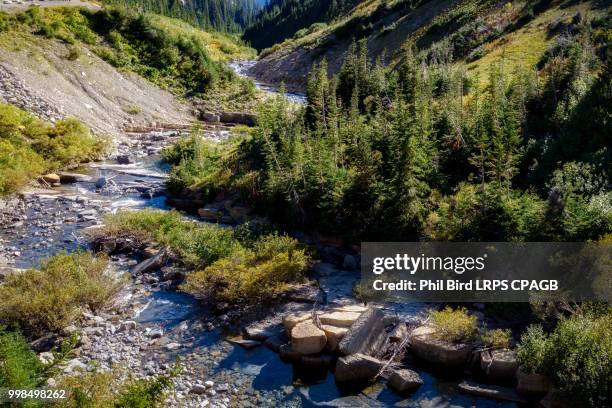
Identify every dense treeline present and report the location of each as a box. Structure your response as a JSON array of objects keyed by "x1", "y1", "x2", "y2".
[
  {"x1": 243, "y1": 0, "x2": 361, "y2": 50},
  {"x1": 105, "y1": 0, "x2": 262, "y2": 32},
  {"x1": 169, "y1": 15, "x2": 611, "y2": 242}
]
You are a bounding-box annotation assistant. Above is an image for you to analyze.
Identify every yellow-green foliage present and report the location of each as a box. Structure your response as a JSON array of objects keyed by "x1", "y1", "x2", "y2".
[
  {"x1": 57, "y1": 367, "x2": 175, "y2": 408},
  {"x1": 481, "y1": 328, "x2": 513, "y2": 349},
  {"x1": 90, "y1": 209, "x2": 310, "y2": 303},
  {"x1": 0, "y1": 252, "x2": 123, "y2": 337},
  {"x1": 90, "y1": 210, "x2": 241, "y2": 267},
  {"x1": 182, "y1": 234, "x2": 309, "y2": 303},
  {"x1": 0, "y1": 103, "x2": 105, "y2": 196},
  {"x1": 147, "y1": 14, "x2": 255, "y2": 62},
  {"x1": 430, "y1": 307, "x2": 478, "y2": 343}
]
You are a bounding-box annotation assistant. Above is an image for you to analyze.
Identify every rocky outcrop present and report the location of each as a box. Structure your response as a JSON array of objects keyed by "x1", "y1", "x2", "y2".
[{"x1": 409, "y1": 326, "x2": 473, "y2": 367}]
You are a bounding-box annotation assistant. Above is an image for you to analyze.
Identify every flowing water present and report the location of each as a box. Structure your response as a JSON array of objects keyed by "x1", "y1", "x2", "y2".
[{"x1": 0, "y1": 68, "x2": 519, "y2": 407}]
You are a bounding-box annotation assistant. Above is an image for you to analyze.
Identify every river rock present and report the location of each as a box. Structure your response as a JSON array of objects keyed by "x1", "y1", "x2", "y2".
[
  {"x1": 58, "y1": 172, "x2": 92, "y2": 183},
  {"x1": 228, "y1": 205, "x2": 251, "y2": 223},
  {"x1": 342, "y1": 254, "x2": 358, "y2": 270},
  {"x1": 227, "y1": 337, "x2": 261, "y2": 350},
  {"x1": 41, "y1": 173, "x2": 60, "y2": 184},
  {"x1": 38, "y1": 352, "x2": 55, "y2": 365},
  {"x1": 480, "y1": 349, "x2": 518, "y2": 381},
  {"x1": 516, "y1": 368, "x2": 551, "y2": 395},
  {"x1": 198, "y1": 207, "x2": 222, "y2": 222},
  {"x1": 279, "y1": 343, "x2": 302, "y2": 362},
  {"x1": 389, "y1": 323, "x2": 409, "y2": 343},
  {"x1": 321, "y1": 325, "x2": 348, "y2": 352},
  {"x1": 459, "y1": 381, "x2": 527, "y2": 403},
  {"x1": 94, "y1": 177, "x2": 108, "y2": 189},
  {"x1": 282, "y1": 312, "x2": 312, "y2": 333},
  {"x1": 388, "y1": 369, "x2": 423, "y2": 393},
  {"x1": 116, "y1": 155, "x2": 133, "y2": 165},
  {"x1": 409, "y1": 326, "x2": 473, "y2": 367},
  {"x1": 190, "y1": 384, "x2": 207, "y2": 394},
  {"x1": 200, "y1": 111, "x2": 220, "y2": 122},
  {"x1": 131, "y1": 249, "x2": 166, "y2": 275},
  {"x1": 335, "y1": 353, "x2": 383, "y2": 382},
  {"x1": 338, "y1": 308, "x2": 385, "y2": 356},
  {"x1": 219, "y1": 111, "x2": 256, "y2": 126},
  {"x1": 291, "y1": 321, "x2": 327, "y2": 355},
  {"x1": 119, "y1": 321, "x2": 137, "y2": 332},
  {"x1": 319, "y1": 311, "x2": 362, "y2": 328}
]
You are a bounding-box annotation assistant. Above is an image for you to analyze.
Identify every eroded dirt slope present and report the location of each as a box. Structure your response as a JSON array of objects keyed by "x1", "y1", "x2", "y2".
[{"x1": 0, "y1": 37, "x2": 194, "y2": 137}]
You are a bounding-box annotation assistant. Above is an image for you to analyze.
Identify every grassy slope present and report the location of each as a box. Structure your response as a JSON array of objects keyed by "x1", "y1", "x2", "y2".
[
  {"x1": 147, "y1": 14, "x2": 256, "y2": 62},
  {"x1": 254, "y1": 0, "x2": 610, "y2": 87}
]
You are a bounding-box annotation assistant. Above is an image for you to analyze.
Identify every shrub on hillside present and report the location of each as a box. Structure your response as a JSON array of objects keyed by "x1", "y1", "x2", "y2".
[
  {"x1": 0, "y1": 103, "x2": 105, "y2": 196},
  {"x1": 430, "y1": 307, "x2": 478, "y2": 343},
  {"x1": 0, "y1": 252, "x2": 123, "y2": 337}
]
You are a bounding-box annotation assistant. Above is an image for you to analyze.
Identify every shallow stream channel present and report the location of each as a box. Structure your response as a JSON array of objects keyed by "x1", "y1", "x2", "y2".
[{"x1": 0, "y1": 65, "x2": 518, "y2": 408}]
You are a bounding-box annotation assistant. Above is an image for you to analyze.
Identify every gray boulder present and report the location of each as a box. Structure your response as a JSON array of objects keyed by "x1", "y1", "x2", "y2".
[
  {"x1": 335, "y1": 353, "x2": 383, "y2": 382},
  {"x1": 388, "y1": 369, "x2": 423, "y2": 393},
  {"x1": 338, "y1": 308, "x2": 386, "y2": 356}
]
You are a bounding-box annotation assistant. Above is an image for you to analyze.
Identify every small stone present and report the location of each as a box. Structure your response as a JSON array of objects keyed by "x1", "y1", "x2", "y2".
[
  {"x1": 38, "y1": 352, "x2": 54, "y2": 365},
  {"x1": 189, "y1": 384, "x2": 207, "y2": 394},
  {"x1": 119, "y1": 321, "x2": 137, "y2": 332}
]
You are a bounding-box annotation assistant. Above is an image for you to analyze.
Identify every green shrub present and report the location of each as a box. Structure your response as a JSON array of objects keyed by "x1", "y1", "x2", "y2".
[
  {"x1": 90, "y1": 209, "x2": 241, "y2": 267},
  {"x1": 0, "y1": 252, "x2": 123, "y2": 337},
  {"x1": 57, "y1": 368, "x2": 175, "y2": 408},
  {"x1": 516, "y1": 325, "x2": 550, "y2": 374},
  {"x1": 181, "y1": 234, "x2": 309, "y2": 303},
  {"x1": 481, "y1": 328, "x2": 512, "y2": 349},
  {"x1": 0, "y1": 103, "x2": 105, "y2": 196},
  {"x1": 0, "y1": 329, "x2": 44, "y2": 390},
  {"x1": 517, "y1": 313, "x2": 612, "y2": 407},
  {"x1": 430, "y1": 307, "x2": 478, "y2": 343}
]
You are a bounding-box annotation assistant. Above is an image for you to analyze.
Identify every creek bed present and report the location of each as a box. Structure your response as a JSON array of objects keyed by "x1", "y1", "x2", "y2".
[{"x1": 0, "y1": 102, "x2": 518, "y2": 408}]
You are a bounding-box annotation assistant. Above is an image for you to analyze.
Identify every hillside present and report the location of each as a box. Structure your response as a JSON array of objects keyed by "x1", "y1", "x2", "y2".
[
  {"x1": 243, "y1": 0, "x2": 361, "y2": 51},
  {"x1": 249, "y1": 0, "x2": 611, "y2": 90},
  {"x1": 0, "y1": 6, "x2": 256, "y2": 136},
  {"x1": 105, "y1": 0, "x2": 262, "y2": 32}
]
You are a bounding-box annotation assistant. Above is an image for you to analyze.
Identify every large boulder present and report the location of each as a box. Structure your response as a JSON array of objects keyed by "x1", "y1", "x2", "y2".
[
  {"x1": 335, "y1": 353, "x2": 384, "y2": 382},
  {"x1": 319, "y1": 310, "x2": 362, "y2": 328},
  {"x1": 388, "y1": 369, "x2": 423, "y2": 393},
  {"x1": 282, "y1": 312, "x2": 312, "y2": 333},
  {"x1": 409, "y1": 326, "x2": 473, "y2": 367},
  {"x1": 338, "y1": 308, "x2": 386, "y2": 356},
  {"x1": 291, "y1": 321, "x2": 327, "y2": 355},
  {"x1": 321, "y1": 325, "x2": 348, "y2": 352},
  {"x1": 480, "y1": 349, "x2": 519, "y2": 381},
  {"x1": 516, "y1": 368, "x2": 551, "y2": 396}
]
